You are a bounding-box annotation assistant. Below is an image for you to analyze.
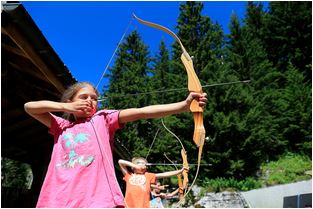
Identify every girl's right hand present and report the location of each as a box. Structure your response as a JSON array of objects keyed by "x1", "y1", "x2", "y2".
[{"x1": 64, "y1": 100, "x2": 95, "y2": 116}]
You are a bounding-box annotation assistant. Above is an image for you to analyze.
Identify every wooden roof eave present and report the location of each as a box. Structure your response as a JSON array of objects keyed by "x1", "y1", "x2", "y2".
[{"x1": 1, "y1": 2, "x2": 77, "y2": 93}]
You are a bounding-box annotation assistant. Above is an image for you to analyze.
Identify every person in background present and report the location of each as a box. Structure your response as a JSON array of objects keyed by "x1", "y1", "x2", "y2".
[
  {"x1": 118, "y1": 157, "x2": 188, "y2": 208},
  {"x1": 150, "y1": 181, "x2": 179, "y2": 208}
]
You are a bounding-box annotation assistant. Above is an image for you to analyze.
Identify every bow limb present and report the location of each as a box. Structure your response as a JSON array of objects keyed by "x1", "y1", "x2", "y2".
[
  {"x1": 164, "y1": 152, "x2": 186, "y2": 206},
  {"x1": 181, "y1": 149, "x2": 189, "y2": 190},
  {"x1": 177, "y1": 174, "x2": 183, "y2": 205},
  {"x1": 133, "y1": 14, "x2": 188, "y2": 55},
  {"x1": 178, "y1": 149, "x2": 189, "y2": 206}
]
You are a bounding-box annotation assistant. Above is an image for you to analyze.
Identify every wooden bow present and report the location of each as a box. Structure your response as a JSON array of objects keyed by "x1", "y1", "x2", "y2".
[
  {"x1": 161, "y1": 120, "x2": 189, "y2": 205},
  {"x1": 133, "y1": 14, "x2": 206, "y2": 197},
  {"x1": 179, "y1": 149, "x2": 188, "y2": 205}
]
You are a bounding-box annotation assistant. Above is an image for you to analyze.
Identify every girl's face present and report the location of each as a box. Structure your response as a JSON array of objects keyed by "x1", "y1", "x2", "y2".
[
  {"x1": 72, "y1": 85, "x2": 98, "y2": 118},
  {"x1": 133, "y1": 159, "x2": 147, "y2": 174},
  {"x1": 154, "y1": 182, "x2": 161, "y2": 193}
]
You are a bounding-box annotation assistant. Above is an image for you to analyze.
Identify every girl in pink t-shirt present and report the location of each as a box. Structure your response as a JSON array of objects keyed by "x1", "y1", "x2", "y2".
[{"x1": 24, "y1": 82, "x2": 207, "y2": 208}]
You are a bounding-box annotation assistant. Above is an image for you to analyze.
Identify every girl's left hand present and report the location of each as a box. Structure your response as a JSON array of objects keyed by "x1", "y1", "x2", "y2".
[
  {"x1": 186, "y1": 92, "x2": 207, "y2": 109},
  {"x1": 181, "y1": 166, "x2": 189, "y2": 172},
  {"x1": 159, "y1": 185, "x2": 169, "y2": 190}
]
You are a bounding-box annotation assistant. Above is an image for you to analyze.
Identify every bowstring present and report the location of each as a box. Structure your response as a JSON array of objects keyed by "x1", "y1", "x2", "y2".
[
  {"x1": 161, "y1": 119, "x2": 186, "y2": 152},
  {"x1": 145, "y1": 127, "x2": 160, "y2": 160},
  {"x1": 163, "y1": 153, "x2": 178, "y2": 170},
  {"x1": 95, "y1": 15, "x2": 134, "y2": 90},
  {"x1": 161, "y1": 118, "x2": 189, "y2": 206}
]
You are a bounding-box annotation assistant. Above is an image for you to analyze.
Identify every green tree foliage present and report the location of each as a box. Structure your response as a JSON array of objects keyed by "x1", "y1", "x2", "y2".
[
  {"x1": 104, "y1": 30, "x2": 152, "y2": 109},
  {"x1": 207, "y1": 1, "x2": 311, "y2": 179},
  {"x1": 1, "y1": 158, "x2": 32, "y2": 189},
  {"x1": 174, "y1": 1, "x2": 225, "y2": 82},
  {"x1": 264, "y1": 1, "x2": 312, "y2": 81},
  {"x1": 280, "y1": 65, "x2": 312, "y2": 155},
  {"x1": 150, "y1": 39, "x2": 176, "y2": 104}
]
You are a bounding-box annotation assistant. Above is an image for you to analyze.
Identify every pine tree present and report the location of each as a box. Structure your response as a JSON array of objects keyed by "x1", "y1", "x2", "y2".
[
  {"x1": 264, "y1": 1, "x2": 312, "y2": 81},
  {"x1": 208, "y1": 2, "x2": 292, "y2": 178},
  {"x1": 280, "y1": 64, "x2": 312, "y2": 155},
  {"x1": 173, "y1": 1, "x2": 225, "y2": 82},
  {"x1": 103, "y1": 30, "x2": 154, "y2": 156},
  {"x1": 150, "y1": 39, "x2": 176, "y2": 104},
  {"x1": 261, "y1": 1, "x2": 312, "y2": 156},
  {"x1": 105, "y1": 30, "x2": 151, "y2": 109}
]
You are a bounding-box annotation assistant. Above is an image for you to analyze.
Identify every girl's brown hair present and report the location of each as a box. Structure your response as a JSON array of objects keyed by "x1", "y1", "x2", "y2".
[
  {"x1": 131, "y1": 157, "x2": 148, "y2": 171},
  {"x1": 61, "y1": 82, "x2": 99, "y2": 121},
  {"x1": 131, "y1": 157, "x2": 148, "y2": 164}
]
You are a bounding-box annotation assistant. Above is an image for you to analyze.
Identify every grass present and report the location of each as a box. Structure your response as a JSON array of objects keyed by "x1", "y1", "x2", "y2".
[
  {"x1": 200, "y1": 152, "x2": 312, "y2": 194},
  {"x1": 259, "y1": 152, "x2": 312, "y2": 186}
]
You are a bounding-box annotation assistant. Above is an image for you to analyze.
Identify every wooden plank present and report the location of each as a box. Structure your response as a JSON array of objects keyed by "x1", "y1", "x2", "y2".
[
  {"x1": 2, "y1": 42, "x2": 28, "y2": 58},
  {"x1": 1, "y1": 25, "x2": 66, "y2": 93}
]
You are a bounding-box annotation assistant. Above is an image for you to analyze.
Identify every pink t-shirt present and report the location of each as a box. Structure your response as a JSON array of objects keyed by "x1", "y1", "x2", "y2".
[{"x1": 36, "y1": 110, "x2": 125, "y2": 208}]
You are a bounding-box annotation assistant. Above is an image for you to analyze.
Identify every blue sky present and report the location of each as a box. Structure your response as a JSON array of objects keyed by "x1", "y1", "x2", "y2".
[{"x1": 22, "y1": 1, "x2": 254, "y2": 91}]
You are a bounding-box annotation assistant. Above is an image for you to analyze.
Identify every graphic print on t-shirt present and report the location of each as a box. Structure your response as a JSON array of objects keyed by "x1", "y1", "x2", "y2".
[
  {"x1": 129, "y1": 174, "x2": 146, "y2": 191},
  {"x1": 56, "y1": 132, "x2": 94, "y2": 168}
]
